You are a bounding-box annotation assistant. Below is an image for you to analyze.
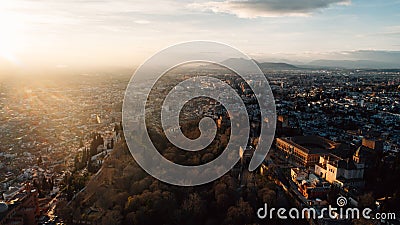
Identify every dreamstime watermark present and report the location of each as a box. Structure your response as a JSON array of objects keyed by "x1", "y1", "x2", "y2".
[
  {"x1": 257, "y1": 197, "x2": 396, "y2": 220},
  {"x1": 122, "y1": 41, "x2": 276, "y2": 186}
]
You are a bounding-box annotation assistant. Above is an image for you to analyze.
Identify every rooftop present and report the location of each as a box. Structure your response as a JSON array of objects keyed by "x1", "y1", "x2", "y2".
[{"x1": 281, "y1": 136, "x2": 339, "y2": 154}]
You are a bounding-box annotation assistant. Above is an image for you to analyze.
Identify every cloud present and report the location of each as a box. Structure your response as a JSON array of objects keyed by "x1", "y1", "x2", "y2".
[
  {"x1": 189, "y1": 0, "x2": 351, "y2": 18},
  {"x1": 134, "y1": 20, "x2": 151, "y2": 24}
]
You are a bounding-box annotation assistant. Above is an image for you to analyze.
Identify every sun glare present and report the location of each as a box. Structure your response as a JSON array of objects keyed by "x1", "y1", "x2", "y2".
[{"x1": 0, "y1": 3, "x2": 26, "y2": 65}]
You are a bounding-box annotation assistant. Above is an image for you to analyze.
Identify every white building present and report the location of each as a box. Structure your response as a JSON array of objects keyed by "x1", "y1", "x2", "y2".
[{"x1": 314, "y1": 154, "x2": 364, "y2": 188}]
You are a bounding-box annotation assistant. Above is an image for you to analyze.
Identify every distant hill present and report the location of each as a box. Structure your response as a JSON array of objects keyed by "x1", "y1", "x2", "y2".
[
  {"x1": 257, "y1": 62, "x2": 299, "y2": 70},
  {"x1": 221, "y1": 58, "x2": 300, "y2": 71},
  {"x1": 222, "y1": 57, "x2": 400, "y2": 71},
  {"x1": 221, "y1": 50, "x2": 400, "y2": 70}
]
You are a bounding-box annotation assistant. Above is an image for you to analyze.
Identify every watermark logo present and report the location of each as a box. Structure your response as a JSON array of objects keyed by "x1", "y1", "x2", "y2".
[
  {"x1": 336, "y1": 196, "x2": 347, "y2": 207},
  {"x1": 122, "y1": 41, "x2": 276, "y2": 186},
  {"x1": 257, "y1": 196, "x2": 396, "y2": 221}
]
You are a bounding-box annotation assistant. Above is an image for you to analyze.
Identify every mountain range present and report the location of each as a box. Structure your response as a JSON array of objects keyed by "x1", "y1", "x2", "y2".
[
  {"x1": 221, "y1": 57, "x2": 400, "y2": 71},
  {"x1": 1, "y1": 49, "x2": 400, "y2": 76}
]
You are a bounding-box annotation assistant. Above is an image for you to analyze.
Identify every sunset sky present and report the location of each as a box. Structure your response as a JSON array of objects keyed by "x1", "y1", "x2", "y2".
[{"x1": 0, "y1": 0, "x2": 399, "y2": 71}]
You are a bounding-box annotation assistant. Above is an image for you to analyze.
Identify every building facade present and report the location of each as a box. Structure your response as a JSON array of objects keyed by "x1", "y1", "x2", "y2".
[
  {"x1": 276, "y1": 136, "x2": 339, "y2": 167},
  {"x1": 315, "y1": 154, "x2": 364, "y2": 188}
]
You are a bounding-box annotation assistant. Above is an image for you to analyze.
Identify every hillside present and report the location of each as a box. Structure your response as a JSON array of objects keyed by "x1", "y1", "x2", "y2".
[
  {"x1": 221, "y1": 58, "x2": 300, "y2": 71},
  {"x1": 257, "y1": 62, "x2": 299, "y2": 70},
  {"x1": 58, "y1": 130, "x2": 281, "y2": 225}
]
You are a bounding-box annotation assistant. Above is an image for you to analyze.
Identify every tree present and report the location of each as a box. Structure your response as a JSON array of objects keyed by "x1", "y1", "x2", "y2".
[
  {"x1": 327, "y1": 185, "x2": 340, "y2": 205},
  {"x1": 79, "y1": 139, "x2": 84, "y2": 148},
  {"x1": 358, "y1": 192, "x2": 375, "y2": 208},
  {"x1": 181, "y1": 193, "x2": 206, "y2": 224},
  {"x1": 101, "y1": 210, "x2": 122, "y2": 225},
  {"x1": 37, "y1": 155, "x2": 43, "y2": 166},
  {"x1": 224, "y1": 199, "x2": 253, "y2": 225}
]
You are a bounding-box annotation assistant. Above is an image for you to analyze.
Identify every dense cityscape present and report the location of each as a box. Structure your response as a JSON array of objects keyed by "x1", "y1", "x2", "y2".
[
  {"x1": 0, "y1": 74, "x2": 127, "y2": 224},
  {"x1": 1, "y1": 0, "x2": 399, "y2": 224},
  {"x1": 0, "y1": 63, "x2": 399, "y2": 224}
]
